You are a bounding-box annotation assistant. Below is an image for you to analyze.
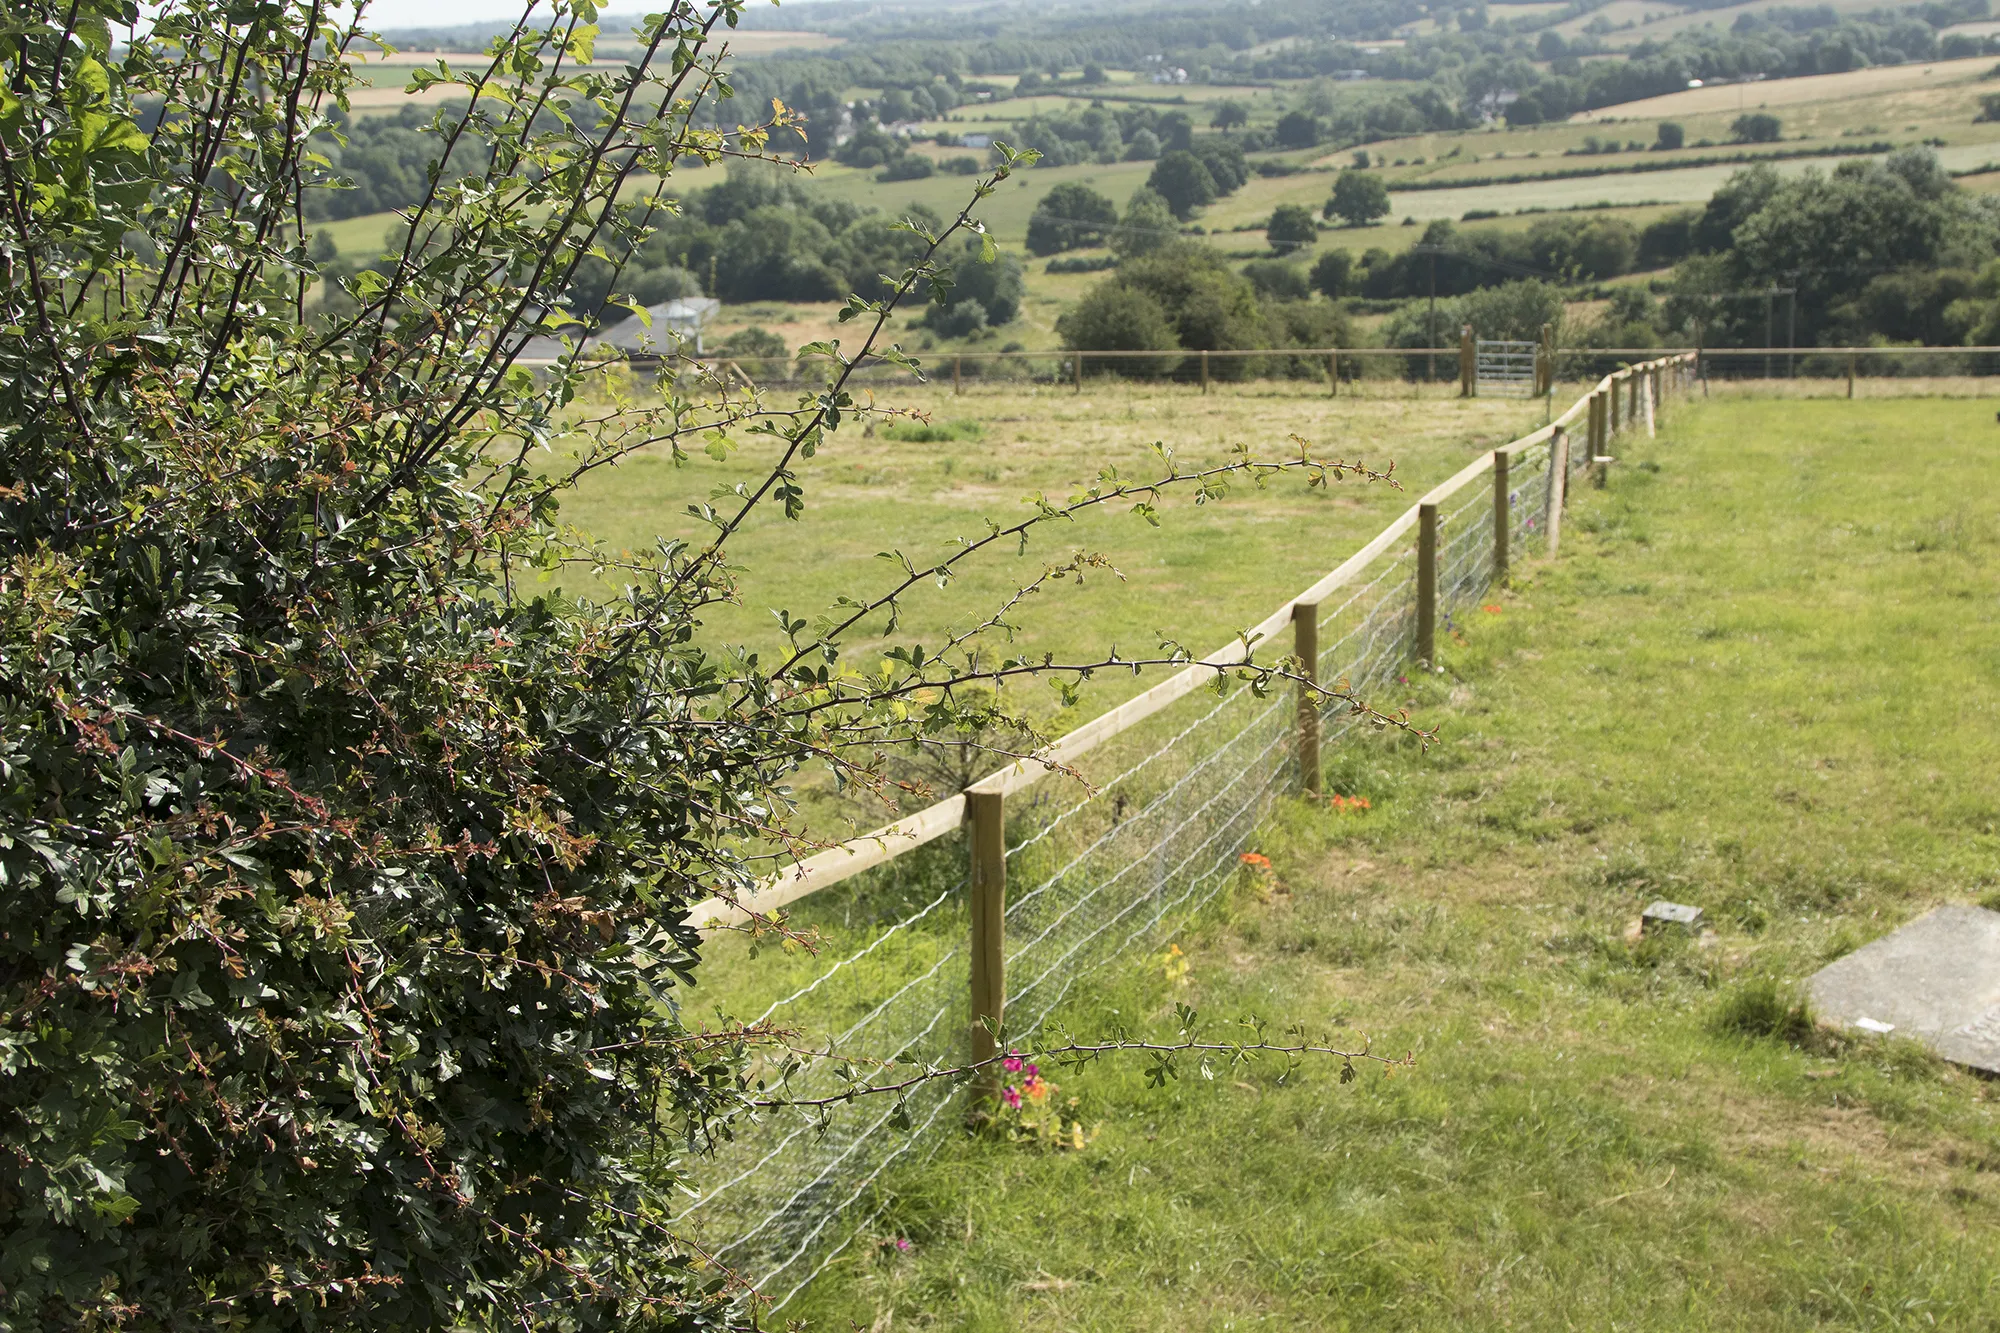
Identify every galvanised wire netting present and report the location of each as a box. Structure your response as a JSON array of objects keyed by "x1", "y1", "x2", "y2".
[
  {"x1": 681, "y1": 565, "x2": 1450, "y2": 1312},
  {"x1": 1509, "y1": 438, "x2": 1555, "y2": 556},
  {"x1": 682, "y1": 669, "x2": 1309, "y2": 1310},
  {"x1": 678, "y1": 871, "x2": 971, "y2": 1308},
  {"x1": 1438, "y1": 484, "x2": 1496, "y2": 624},
  {"x1": 676, "y1": 363, "x2": 1678, "y2": 1314}
]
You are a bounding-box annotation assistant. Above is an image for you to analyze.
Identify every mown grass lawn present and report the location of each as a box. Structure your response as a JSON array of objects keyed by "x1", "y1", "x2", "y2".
[{"x1": 772, "y1": 396, "x2": 2000, "y2": 1330}]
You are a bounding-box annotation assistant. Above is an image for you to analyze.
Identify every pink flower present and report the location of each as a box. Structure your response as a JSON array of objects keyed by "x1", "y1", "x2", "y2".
[
  {"x1": 1001, "y1": 1086, "x2": 1022, "y2": 1109},
  {"x1": 1024, "y1": 1064, "x2": 1039, "y2": 1078},
  {"x1": 895, "y1": 1237, "x2": 912, "y2": 1252},
  {"x1": 1002, "y1": 1054, "x2": 1023, "y2": 1074}
]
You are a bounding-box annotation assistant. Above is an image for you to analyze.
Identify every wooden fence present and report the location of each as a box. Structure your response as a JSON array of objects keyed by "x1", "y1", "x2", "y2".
[{"x1": 692, "y1": 351, "x2": 1698, "y2": 1067}]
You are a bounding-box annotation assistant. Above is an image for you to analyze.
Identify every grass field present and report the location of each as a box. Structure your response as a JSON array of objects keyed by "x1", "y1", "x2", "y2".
[
  {"x1": 1558, "y1": 0, "x2": 1900, "y2": 46},
  {"x1": 554, "y1": 379, "x2": 1557, "y2": 684},
  {"x1": 751, "y1": 395, "x2": 2000, "y2": 1329},
  {"x1": 1574, "y1": 54, "x2": 2000, "y2": 122}
]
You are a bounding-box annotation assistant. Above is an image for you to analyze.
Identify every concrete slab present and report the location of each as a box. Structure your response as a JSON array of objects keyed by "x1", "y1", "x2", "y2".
[
  {"x1": 1642, "y1": 900, "x2": 1703, "y2": 934},
  {"x1": 1806, "y1": 905, "x2": 2000, "y2": 1074}
]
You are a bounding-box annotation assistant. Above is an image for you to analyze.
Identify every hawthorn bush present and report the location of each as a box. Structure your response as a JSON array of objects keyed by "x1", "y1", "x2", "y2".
[
  {"x1": 0, "y1": 4, "x2": 1398, "y2": 1326},
  {"x1": 0, "y1": 1, "x2": 1012, "y2": 1324}
]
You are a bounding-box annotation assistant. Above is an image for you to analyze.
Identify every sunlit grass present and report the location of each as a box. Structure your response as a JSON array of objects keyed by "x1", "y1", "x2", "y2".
[{"x1": 768, "y1": 396, "x2": 2000, "y2": 1330}]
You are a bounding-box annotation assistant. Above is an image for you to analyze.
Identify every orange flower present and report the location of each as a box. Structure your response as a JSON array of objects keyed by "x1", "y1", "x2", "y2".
[
  {"x1": 1482, "y1": 604, "x2": 1503, "y2": 614},
  {"x1": 1239, "y1": 852, "x2": 1271, "y2": 869}
]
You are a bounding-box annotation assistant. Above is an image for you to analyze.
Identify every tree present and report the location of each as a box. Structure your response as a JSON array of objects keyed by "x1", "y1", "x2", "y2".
[
  {"x1": 1194, "y1": 139, "x2": 1250, "y2": 195},
  {"x1": 1056, "y1": 284, "x2": 1182, "y2": 375},
  {"x1": 1504, "y1": 95, "x2": 1544, "y2": 127},
  {"x1": 1027, "y1": 182, "x2": 1120, "y2": 255},
  {"x1": 1731, "y1": 112, "x2": 1783, "y2": 143},
  {"x1": 1527, "y1": 214, "x2": 1638, "y2": 280},
  {"x1": 1656, "y1": 120, "x2": 1685, "y2": 150},
  {"x1": 1112, "y1": 187, "x2": 1180, "y2": 258},
  {"x1": 1148, "y1": 150, "x2": 1220, "y2": 219},
  {"x1": 1311, "y1": 249, "x2": 1355, "y2": 298},
  {"x1": 924, "y1": 234, "x2": 1026, "y2": 332},
  {"x1": 1211, "y1": 99, "x2": 1250, "y2": 133},
  {"x1": 1242, "y1": 259, "x2": 1310, "y2": 301},
  {"x1": 1275, "y1": 110, "x2": 1322, "y2": 148},
  {"x1": 0, "y1": 4, "x2": 1079, "y2": 1324},
  {"x1": 1266, "y1": 203, "x2": 1319, "y2": 253},
  {"x1": 1326, "y1": 171, "x2": 1392, "y2": 226},
  {"x1": 1694, "y1": 163, "x2": 1783, "y2": 253},
  {"x1": 1727, "y1": 153, "x2": 1961, "y2": 341},
  {"x1": 1639, "y1": 209, "x2": 1700, "y2": 267}
]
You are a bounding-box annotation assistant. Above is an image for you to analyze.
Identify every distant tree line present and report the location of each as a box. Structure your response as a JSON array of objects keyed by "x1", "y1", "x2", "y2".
[
  {"x1": 305, "y1": 105, "x2": 480, "y2": 222},
  {"x1": 1651, "y1": 148, "x2": 2000, "y2": 346},
  {"x1": 315, "y1": 160, "x2": 1024, "y2": 337}
]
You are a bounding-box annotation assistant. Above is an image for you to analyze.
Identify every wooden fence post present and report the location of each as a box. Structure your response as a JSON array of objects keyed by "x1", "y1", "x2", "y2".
[
  {"x1": 1459, "y1": 325, "x2": 1475, "y2": 398},
  {"x1": 1293, "y1": 601, "x2": 1320, "y2": 797},
  {"x1": 1609, "y1": 376, "x2": 1621, "y2": 435},
  {"x1": 1200, "y1": 350, "x2": 1210, "y2": 395},
  {"x1": 1643, "y1": 370, "x2": 1656, "y2": 438},
  {"x1": 1847, "y1": 351, "x2": 1857, "y2": 399},
  {"x1": 1417, "y1": 502, "x2": 1438, "y2": 666},
  {"x1": 1594, "y1": 394, "x2": 1612, "y2": 488},
  {"x1": 1493, "y1": 449, "x2": 1510, "y2": 584},
  {"x1": 1328, "y1": 351, "x2": 1338, "y2": 397},
  {"x1": 967, "y1": 789, "x2": 1006, "y2": 1097},
  {"x1": 1546, "y1": 428, "x2": 1568, "y2": 556},
  {"x1": 1074, "y1": 352, "x2": 1083, "y2": 393},
  {"x1": 954, "y1": 355, "x2": 962, "y2": 396}
]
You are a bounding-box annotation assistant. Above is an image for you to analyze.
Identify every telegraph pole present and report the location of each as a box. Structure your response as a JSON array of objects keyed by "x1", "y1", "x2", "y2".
[
  {"x1": 1786, "y1": 281, "x2": 1798, "y2": 378},
  {"x1": 1428, "y1": 248, "x2": 1437, "y2": 384},
  {"x1": 1764, "y1": 290, "x2": 1773, "y2": 380}
]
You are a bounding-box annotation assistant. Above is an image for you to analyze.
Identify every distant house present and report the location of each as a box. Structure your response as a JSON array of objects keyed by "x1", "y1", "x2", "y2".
[
  {"x1": 960, "y1": 132, "x2": 993, "y2": 149},
  {"x1": 600, "y1": 297, "x2": 720, "y2": 353},
  {"x1": 516, "y1": 296, "x2": 721, "y2": 362}
]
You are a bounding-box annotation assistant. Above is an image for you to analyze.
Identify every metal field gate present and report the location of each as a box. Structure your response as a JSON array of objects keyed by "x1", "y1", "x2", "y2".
[{"x1": 1476, "y1": 339, "x2": 1537, "y2": 396}]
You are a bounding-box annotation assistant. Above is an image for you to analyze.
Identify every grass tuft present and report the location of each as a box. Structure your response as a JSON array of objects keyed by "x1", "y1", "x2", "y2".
[
  {"x1": 1712, "y1": 977, "x2": 1818, "y2": 1046},
  {"x1": 881, "y1": 418, "x2": 987, "y2": 443}
]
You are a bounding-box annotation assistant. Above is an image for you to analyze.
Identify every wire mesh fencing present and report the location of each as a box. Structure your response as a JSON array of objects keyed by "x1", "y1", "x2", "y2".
[{"x1": 676, "y1": 353, "x2": 1696, "y2": 1316}]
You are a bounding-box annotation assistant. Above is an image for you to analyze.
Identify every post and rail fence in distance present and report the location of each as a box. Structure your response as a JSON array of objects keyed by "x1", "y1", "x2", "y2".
[{"x1": 519, "y1": 341, "x2": 2000, "y2": 398}]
